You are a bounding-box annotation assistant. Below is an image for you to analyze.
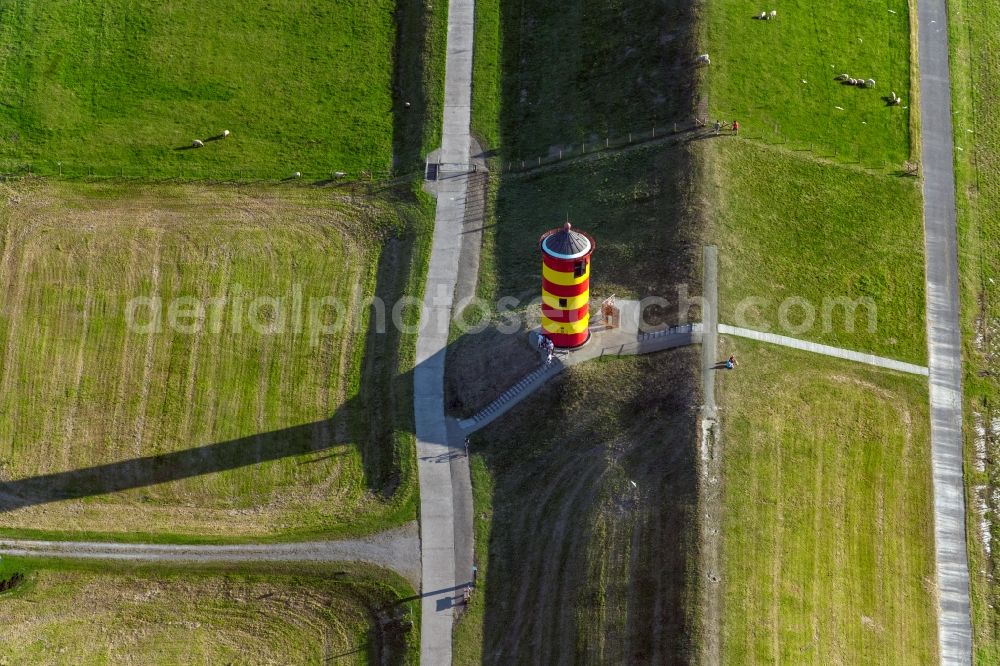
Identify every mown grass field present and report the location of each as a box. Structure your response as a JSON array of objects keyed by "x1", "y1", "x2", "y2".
[
  {"x1": 453, "y1": 353, "x2": 701, "y2": 664},
  {"x1": 948, "y1": 0, "x2": 1000, "y2": 660},
  {"x1": 0, "y1": 0, "x2": 446, "y2": 179},
  {"x1": 717, "y1": 341, "x2": 936, "y2": 664},
  {"x1": 703, "y1": 0, "x2": 926, "y2": 363},
  {"x1": 0, "y1": 557, "x2": 418, "y2": 664},
  {"x1": 0, "y1": 181, "x2": 427, "y2": 542}
]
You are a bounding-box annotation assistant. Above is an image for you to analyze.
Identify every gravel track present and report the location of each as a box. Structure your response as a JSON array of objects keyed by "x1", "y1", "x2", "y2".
[{"x1": 0, "y1": 522, "x2": 421, "y2": 589}]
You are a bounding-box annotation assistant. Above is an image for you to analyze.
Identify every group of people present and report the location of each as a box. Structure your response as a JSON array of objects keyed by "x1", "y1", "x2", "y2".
[
  {"x1": 713, "y1": 119, "x2": 740, "y2": 135},
  {"x1": 536, "y1": 334, "x2": 555, "y2": 365}
]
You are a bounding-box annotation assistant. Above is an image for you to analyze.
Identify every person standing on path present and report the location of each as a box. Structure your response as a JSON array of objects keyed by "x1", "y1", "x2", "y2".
[
  {"x1": 713, "y1": 120, "x2": 722, "y2": 135},
  {"x1": 732, "y1": 120, "x2": 739, "y2": 135}
]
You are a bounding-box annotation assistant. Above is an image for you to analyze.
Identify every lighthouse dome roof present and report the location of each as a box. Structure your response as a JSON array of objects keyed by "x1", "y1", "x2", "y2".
[{"x1": 540, "y1": 222, "x2": 593, "y2": 259}]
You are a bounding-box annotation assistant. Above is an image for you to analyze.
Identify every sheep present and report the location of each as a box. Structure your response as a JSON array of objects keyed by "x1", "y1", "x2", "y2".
[
  {"x1": 696, "y1": 53, "x2": 711, "y2": 65},
  {"x1": 835, "y1": 73, "x2": 850, "y2": 81},
  {"x1": 865, "y1": 78, "x2": 876, "y2": 88},
  {"x1": 769, "y1": 9, "x2": 777, "y2": 18},
  {"x1": 293, "y1": 171, "x2": 302, "y2": 178},
  {"x1": 192, "y1": 139, "x2": 204, "y2": 148},
  {"x1": 222, "y1": 130, "x2": 230, "y2": 138},
  {"x1": 333, "y1": 171, "x2": 347, "y2": 178},
  {"x1": 848, "y1": 78, "x2": 857, "y2": 85},
  {"x1": 856, "y1": 79, "x2": 867, "y2": 87}
]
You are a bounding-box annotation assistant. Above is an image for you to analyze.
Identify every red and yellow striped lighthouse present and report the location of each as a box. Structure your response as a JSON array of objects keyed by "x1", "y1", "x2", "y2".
[{"x1": 540, "y1": 222, "x2": 595, "y2": 348}]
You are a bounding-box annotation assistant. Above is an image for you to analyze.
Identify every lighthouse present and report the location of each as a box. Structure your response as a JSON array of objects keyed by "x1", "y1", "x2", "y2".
[{"x1": 539, "y1": 222, "x2": 595, "y2": 348}]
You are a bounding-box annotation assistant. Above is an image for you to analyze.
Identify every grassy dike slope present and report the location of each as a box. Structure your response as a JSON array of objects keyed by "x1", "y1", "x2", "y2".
[{"x1": 453, "y1": 0, "x2": 705, "y2": 659}]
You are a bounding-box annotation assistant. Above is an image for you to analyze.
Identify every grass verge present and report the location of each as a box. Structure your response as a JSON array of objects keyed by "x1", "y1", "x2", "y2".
[{"x1": 947, "y1": 0, "x2": 1000, "y2": 660}]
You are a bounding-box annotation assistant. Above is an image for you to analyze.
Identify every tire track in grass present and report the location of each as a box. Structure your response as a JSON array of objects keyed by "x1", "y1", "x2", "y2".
[
  {"x1": 537, "y1": 463, "x2": 605, "y2": 664},
  {"x1": 770, "y1": 421, "x2": 784, "y2": 662},
  {"x1": 493, "y1": 458, "x2": 586, "y2": 661},
  {"x1": 61, "y1": 288, "x2": 94, "y2": 473},
  {"x1": 811, "y1": 416, "x2": 826, "y2": 661},
  {"x1": 131, "y1": 233, "x2": 163, "y2": 470},
  {"x1": 109, "y1": 235, "x2": 142, "y2": 469}
]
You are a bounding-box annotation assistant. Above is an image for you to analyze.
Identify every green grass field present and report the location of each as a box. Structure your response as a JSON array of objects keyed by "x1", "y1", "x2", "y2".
[
  {"x1": 948, "y1": 0, "x2": 1000, "y2": 660},
  {"x1": 0, "y1": 558, "x2": 418, "y2": 664},
  {"x1": 702, "y1": 0, "x2": 925, "y2": 363},
  {"x1": 717, "y1": 341, "x2": 936, "y2": 664},
  {"x1": 453, "y1": 353, "x2": 701, "y2": 664},
  {"x1": 0, "y1": 181, "x2": 427, "y2": 542},
  {"x1": 708, "y1": 140, "x2": 926, "y2": 362},
  {"x1": 704, "y1": 0, "x2": 914, "y2": 167},
  {"x1": 0, "y1": 0, "x2": 446, "y2": 180}
]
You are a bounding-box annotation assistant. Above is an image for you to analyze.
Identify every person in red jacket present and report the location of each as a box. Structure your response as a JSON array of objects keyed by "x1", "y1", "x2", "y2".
[{"x1": 732, "y1": 120, "x2": 740, "y2": 135}]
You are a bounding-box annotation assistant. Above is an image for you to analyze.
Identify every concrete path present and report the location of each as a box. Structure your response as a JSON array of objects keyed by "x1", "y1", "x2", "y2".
[
  {"x1": 718, "y1": 325, "x2": 929, "y2": 376},
  {"x1": 916, "y1": 0, "x2": 974, "y2": 661},
  {"x1": 414, "y1": 0, "x2": 476, "y2": 662},
  {"x1": 0, "y1": 523, "x2": 421, "y2": 588}
]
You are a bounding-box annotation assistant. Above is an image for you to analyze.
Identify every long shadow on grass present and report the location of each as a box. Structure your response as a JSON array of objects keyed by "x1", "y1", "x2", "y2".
[
  {"x1": 474, "y1": 350, "x2": 701, "y2": 664},
  {"x1": 499, "y1": 0, "x2": 699, "y2": 158},
  {"x1": 0, "y1": 214, "x2": 421, "y2": 512},
  {"x1": 392, "y1": 0, "x2": 443, "y2": 173}
]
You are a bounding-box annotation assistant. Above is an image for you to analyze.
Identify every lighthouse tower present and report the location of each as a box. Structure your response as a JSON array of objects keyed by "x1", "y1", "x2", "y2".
[{"x1": 539, "y1": 222, "x2": 595, "y2": 348}]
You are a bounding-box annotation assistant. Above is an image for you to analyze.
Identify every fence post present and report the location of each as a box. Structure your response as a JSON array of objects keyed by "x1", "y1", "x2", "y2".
[
  {"x1": 606, "y1": 137, "x2": 609, "y2": 148},
  {"x1": 652, "y1": 126, "x2": 656, "y2": 138},
  {"x1": 628, "y1": 132, "x2": 632, "y2": 143}
]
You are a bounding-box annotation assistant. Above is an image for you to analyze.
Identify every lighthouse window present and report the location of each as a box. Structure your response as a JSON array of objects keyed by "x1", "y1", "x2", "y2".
[
  {"x1": 574, "y1": 261, "x2": 586, "y2": 277},
  {"x1": 558, "y1": 298, "x2": 568, "y2": 307}
]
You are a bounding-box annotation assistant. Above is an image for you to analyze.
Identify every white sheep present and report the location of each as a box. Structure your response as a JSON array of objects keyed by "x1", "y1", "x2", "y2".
[
  {"x1": 293, "y1": 171, "x2": 302, "y2": 178},
  {"x1": 865, "y1": 79, "x2": 875, "y2": 88},
  {"x1": 192, "y1": 139, "x2": 204, "y2": 148},
  {"x1": 769, "y1": 9, "x2": 777, "y2": 18},
  {"x1": 222, "y1": 130, "x2": 230, "y2": 138},
  {"x1": 696, "y1": 54, "x2": 711, "y2": 65}
]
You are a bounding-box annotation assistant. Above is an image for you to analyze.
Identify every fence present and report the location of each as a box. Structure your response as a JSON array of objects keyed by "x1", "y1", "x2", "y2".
[
  {"x1": 491, "y1": 112, "x2": 918, "y2": 176},
  {"x1": 0, "y1": 158, "x2": 412, "y2": 189}
]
